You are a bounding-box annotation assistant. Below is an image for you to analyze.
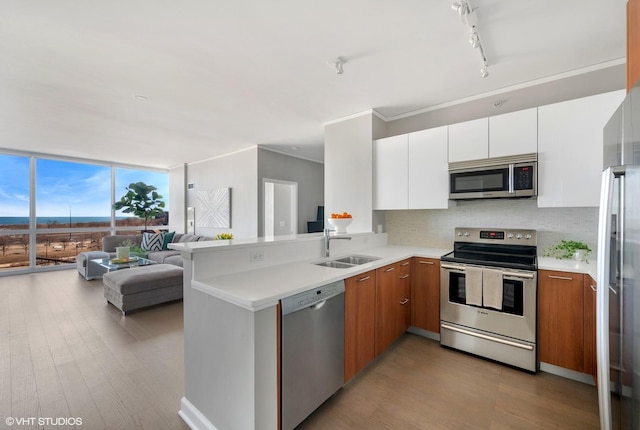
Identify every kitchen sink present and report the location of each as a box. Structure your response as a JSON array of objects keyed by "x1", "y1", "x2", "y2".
[
  {"x1": 333, "y1": 255, "x2": 381, "y2": 265},
  {"x1": 315, "y1": 261, "x2": 355, "y2": 269},
  {"x1": 314, "y1": 254, "x2": 381, "y2": 269}
]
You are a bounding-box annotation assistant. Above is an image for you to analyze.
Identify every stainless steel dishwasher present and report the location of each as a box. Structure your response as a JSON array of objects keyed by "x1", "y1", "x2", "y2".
[{"x1": 281, "y1": 280, "x2": 345, "y2": 430}]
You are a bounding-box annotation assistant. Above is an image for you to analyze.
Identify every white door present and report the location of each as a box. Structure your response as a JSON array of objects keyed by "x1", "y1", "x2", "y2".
[{"x1": 263, "y1": 179, "x2": 298, "y2": 236}]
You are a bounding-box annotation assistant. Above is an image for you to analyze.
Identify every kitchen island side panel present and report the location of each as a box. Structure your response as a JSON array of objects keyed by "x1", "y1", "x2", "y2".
[{"x1": 182, "y1": 286, "x2": 278, "y2": 430}]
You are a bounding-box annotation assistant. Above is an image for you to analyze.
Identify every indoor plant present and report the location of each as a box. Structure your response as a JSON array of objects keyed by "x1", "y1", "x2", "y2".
[
  {"x1": 544, "y1": 240, "x2": 592, "y2": 262},
  {"x1": 113, "y1": 182, "x2": 165, "y2": 232}
]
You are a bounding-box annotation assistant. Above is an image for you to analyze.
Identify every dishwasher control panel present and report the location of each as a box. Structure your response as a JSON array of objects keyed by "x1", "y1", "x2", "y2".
[{"x1": 281, "y1": 280, "x2": 345, "y2": 315}]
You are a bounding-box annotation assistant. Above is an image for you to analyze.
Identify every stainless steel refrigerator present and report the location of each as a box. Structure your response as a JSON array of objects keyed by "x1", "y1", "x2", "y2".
[{"x1": 598, "y1": 83, "x2": 640, "y2": 429}]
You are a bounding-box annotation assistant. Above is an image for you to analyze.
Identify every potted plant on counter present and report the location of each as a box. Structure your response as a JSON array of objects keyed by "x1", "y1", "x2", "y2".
[{"x1": 544, "y1": 240, "x2": 592, "y2": 263}]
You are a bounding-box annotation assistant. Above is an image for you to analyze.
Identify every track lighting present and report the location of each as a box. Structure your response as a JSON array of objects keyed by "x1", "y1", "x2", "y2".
[
  {"x1": 480, "y1": 64, "x2": 489, "y2": 78},
  {"x1": 329, "y1": 57, "x2": 345, "y2": 75},
  {"x1": 451, "y1": 0, "x2": 490, "y2": 79},
  {"x1": 451, "y1": 1, "x2": 470, "y2": 16}
]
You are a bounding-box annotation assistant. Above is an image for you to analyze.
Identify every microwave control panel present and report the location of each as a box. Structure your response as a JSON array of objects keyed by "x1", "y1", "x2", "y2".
[{"x1": 514, "y1": 165, "x2": 535, "y2": 190}]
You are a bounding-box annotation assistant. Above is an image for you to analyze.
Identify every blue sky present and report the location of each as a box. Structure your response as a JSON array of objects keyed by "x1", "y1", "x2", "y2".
[{"x1": 0, "y1": 154, "x2": 169, "y2": 217}]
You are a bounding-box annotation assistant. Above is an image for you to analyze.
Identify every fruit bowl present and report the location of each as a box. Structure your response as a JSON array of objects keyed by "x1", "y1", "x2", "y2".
[{"x1": 327, "y1": 217, "x2": 352, "y2": 234}]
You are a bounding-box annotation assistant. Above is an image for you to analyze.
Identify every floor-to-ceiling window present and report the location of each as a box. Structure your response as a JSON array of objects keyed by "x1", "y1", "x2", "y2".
[{"x1": 0, "y1": 152, "x2": 169, "y2": 275}]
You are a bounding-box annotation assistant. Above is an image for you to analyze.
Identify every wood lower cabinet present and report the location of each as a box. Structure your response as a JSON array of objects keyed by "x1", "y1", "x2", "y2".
[
  {"x1": 375, "y1": 259, "x2": 411, "y2": 357},
  {"x1": 411, "y1": 257, "x2": 440, "y2": 333},
  {"x1": 344, "y1": 270, "x2": 376, "y2": 383},
  {"x1": 538, "y1": 269, "x2": 597, "y2": 376}
]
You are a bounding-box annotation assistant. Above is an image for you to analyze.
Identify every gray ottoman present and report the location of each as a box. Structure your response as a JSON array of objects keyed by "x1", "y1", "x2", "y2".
[
  {"x1": 77, "y1": 251, "x2": 110, "y2": 280},
  {"x1": 103, "y1": 264, "x2": 184, "y2": 315}
]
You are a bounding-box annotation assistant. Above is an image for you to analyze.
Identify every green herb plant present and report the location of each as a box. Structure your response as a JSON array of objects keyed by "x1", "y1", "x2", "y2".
[
  {"x1": 119, "y1": 239, "x2": 146, "y2": 257},
  {"x1": 544, "y1": 240, "x2": 592, "y2": 262}
]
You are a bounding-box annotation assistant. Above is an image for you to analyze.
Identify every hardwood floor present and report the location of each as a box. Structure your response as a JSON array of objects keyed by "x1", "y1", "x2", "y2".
[
  {"x1": 1, "y1": 269, "x2": 600, "y2": 429},
  {"x1": 300, "y1": 334, "x2": 600, "y2": 430},
  {"x1": 0, "y1": 269, "x2": 189, "y2": 430}
]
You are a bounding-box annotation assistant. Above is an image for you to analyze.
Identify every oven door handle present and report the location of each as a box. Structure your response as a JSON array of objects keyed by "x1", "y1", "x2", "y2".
[
  {"x1": 441, "y1": 263, "x2": 465, "y2": 272},
  {"x1": 502, "y1": 271, "x2": 535, "y2": 280}
]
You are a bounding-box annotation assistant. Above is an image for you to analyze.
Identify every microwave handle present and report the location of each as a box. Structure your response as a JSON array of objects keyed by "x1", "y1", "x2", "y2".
[{"x1": 508, "y1": 164, "x2": 514, "y2": 194}]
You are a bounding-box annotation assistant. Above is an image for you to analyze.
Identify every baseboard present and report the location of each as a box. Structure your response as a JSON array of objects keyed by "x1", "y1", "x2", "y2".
[
  {"x1": 539, "y1": 362, "x2": 596, "y2": 386},
  {"x1": 407, "y1": 326, "x2": 440, "y2": 342},
  {"x1": 179, "y1": 397, "x2": 218, "y2": 430}
]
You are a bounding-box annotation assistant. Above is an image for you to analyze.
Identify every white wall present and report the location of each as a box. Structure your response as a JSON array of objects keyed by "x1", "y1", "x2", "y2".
[
  {"x1": 168, "y1": 163, "x2": 186, "y2": 234},
  {"x1": 324, "y1": 112, "x2": 376, "y2": 233},
  {"x1": 186, "y1": 147, "x2": 258, "y2": 239}
]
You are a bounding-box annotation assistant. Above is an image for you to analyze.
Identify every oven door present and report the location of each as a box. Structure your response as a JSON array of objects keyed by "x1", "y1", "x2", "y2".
[
  {"x1": 440, "y1": 262, "x2": 536, "y2": 343},
  {"x1": 449, "y1": 165, "x2": 511, "y2": 200}
]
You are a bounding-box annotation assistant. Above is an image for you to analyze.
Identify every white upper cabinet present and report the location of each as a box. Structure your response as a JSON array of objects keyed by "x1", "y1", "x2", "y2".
[
  {"x1": 537, "y1": 90, "x2": 625, "y2": 208},
  {"x1": 373, "y1": 134, "x2": 408, "y2": 210},
  {"x1": 408, "y1": 126, "x2": 449, "y2": 209},
  {"x1": 374, "y1": 126, "x2": 449, "y2": 210},
  {"x1": 448, "y1": 118, "x2": 489, "y2": 162},
  {"x1": 489, "y1": 108, "x2": 538, "y2": 157}
]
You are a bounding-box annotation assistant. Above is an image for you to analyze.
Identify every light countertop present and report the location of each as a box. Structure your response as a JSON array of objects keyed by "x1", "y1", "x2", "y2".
[
  {"x1": 190, "y1": 244, "x2": 598, "y2": 312},
  {"x1": 191, "y1": 245, "x2": 448, "y2": 312}
]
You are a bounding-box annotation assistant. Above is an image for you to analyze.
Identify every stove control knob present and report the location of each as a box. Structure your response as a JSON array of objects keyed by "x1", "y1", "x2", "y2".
[
  {"x1": 457, "y1": 232, "x2": 463, "y2": 237},
  {"x1": 464, "y1": 232, "x2": 470, "y2": 237},
  {"x1": 525, "y1": 234, "x2": 532, "y2": 240},
  {"x1": 516, "y1": 234, "x2": 523, "y2": 239},
  {"x1": 507, "y1": 233, "x2": 514, "y2": 239}
]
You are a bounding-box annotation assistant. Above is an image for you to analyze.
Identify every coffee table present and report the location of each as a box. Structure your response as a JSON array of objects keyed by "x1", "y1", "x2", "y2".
[{"x1": 92, "y1": 256, "x2": 157, "y2": 272}]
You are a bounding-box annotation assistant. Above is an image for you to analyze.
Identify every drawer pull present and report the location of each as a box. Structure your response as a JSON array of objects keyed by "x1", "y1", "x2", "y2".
[
  {"x1": 401, "y1": 261, "x2": 410, "y2": 266},
  {"x1": 400, "y1": 274, "x2": 410, "y2": 279},
  {"x1": 400, "y1": 298, "x2": 409, "y2": 305},
  {"x1": 548, "y1": 275, "x2": 573, "y2": 281},
  {"x1": 419, "y1": 261, "x2": 435, "y2": 265},
  {"x1": 590, "y1": 284, "x2": 596, "y2": 292},
  {"x1": 358, "y1": 276, "x2": 371, "y2": 282},
  {"x1": 384, "y1": 267, "x2": 395, "y2": 272}
]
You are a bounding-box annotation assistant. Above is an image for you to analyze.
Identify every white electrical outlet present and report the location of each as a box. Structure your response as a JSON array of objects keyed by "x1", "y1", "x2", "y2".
[{"x1": 250, "y1": 251, "x2": 264, "y2": 262}]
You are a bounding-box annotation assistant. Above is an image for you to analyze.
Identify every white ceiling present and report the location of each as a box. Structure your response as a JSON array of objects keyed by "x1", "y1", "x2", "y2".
[{"x1": 0, "y1": 0, "x2": 627, "y2": 168}]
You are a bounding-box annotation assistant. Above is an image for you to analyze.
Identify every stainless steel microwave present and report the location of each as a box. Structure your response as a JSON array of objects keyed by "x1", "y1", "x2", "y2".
[{"x1": 449, "y1": 153, "x2": 537, "y2": 200}]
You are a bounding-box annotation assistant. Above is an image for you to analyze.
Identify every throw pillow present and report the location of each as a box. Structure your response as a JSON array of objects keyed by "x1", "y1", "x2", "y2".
[
  {"x1": 162, "y1": 231, "x2": 176, "y2": 250},
  {"x1": 141, "y1": 232, "x2": 164, "y2": 252}
]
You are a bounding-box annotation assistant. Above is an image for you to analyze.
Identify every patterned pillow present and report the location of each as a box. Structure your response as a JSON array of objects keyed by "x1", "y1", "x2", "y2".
[
  {"x1": 141, "y1": 232, "x2": 164, "y2": 251},
  {"x1": 162, "y1": 231, "x2": 175, "y2": 250}
]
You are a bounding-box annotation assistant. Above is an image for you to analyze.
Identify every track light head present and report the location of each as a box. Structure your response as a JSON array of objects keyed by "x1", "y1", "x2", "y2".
[
  {"x1": 328, "y1": 57, "x2": 345, "y2": 75},
  {"x1": 469, "y1": 31, "x2": 480, "y2": 48},
  {"x1": 480, "y1": 64, "x2": 489, "y2": 78},
  {"x1": 451, "y1": 1, "x2": 470, "y2": 16}
]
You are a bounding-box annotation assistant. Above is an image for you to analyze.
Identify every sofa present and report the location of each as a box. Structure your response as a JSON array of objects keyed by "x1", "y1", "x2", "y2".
[
  {"x1": 96, "y1": 232, "x2": 211, "y2": 314},
  {"x1": 101, "y1": 233, "x2": 210, "y2": 267}
]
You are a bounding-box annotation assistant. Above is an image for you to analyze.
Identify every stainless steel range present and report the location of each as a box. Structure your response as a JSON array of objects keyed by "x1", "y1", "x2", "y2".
[{"x1": 440, "y1": 227, "x2": 538, "y2": 372}]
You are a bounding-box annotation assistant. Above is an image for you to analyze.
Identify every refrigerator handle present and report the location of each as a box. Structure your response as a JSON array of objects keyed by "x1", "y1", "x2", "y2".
[{"x1": 596, "y1": 167, "x2": 615, "y2": 430}]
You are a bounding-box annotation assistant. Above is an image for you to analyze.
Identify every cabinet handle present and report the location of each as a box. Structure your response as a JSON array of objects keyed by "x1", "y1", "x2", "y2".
[
  {"x1": 401, "y1": 261, "x2": 410, "y2": 266},
  {"x1": 590, "y1": 284, "x2": 596, "y2": 292},
  {"x1": 384, "y1": 267, "x2": 395, "y2": 272},
  {"x1": 548, "y1": 275, "x2": 573, "y2": 281},
  {"x1": 358, "y1": 276, "x2": 371, "y2": 282},
  {"x1": 400, "y1": 298, "x2": 409, "y2": 305},
  {"x1": 419, "y1": 261, "x2": 434, "y2": 265},
  {"x1": 400, "y1": 274, "x2": 410, "y2": 279}
]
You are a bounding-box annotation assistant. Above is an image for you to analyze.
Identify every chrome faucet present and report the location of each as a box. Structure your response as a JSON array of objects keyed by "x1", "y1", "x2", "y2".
[{"x1": 324, "y1": 228, "x2": 351, "y2": 258}]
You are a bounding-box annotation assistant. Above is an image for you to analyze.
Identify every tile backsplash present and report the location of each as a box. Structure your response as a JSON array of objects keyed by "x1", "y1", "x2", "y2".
[{"x1": 384, "y1": 199, "x2": 598, "y2": 255}]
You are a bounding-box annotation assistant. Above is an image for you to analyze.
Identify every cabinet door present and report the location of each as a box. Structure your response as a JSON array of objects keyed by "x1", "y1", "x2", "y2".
[
  {"x1": 537, "y1": 90, "x2": 625, "y2": 207},
  {"x1": 373, "y1": 135, "x2": 408, "y2": 209},
  {"x1": 489, "y1": 108, "x2": 537, "y2": 158},
  {"x1": 344, "y1": 270, "x2": 376, "y2": 382},
  {"x1": 583, "y1": 275, "x2": 597, "y2": 378},
  {"x1": 375, "y1": 259, "x2": 411, "y2": 356},
  {"x1": 448, "y1": 118, "x2": 489, "y2": 162},
  {"x1": 408, "y1": 126, "x2": 449, "y2": 209},
  {"x1": 411, "y1": 258, "x2": 440, "y2": 332},
  {"x1": 538, "y1": 270, "x2": 585, "y2": 372}
]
